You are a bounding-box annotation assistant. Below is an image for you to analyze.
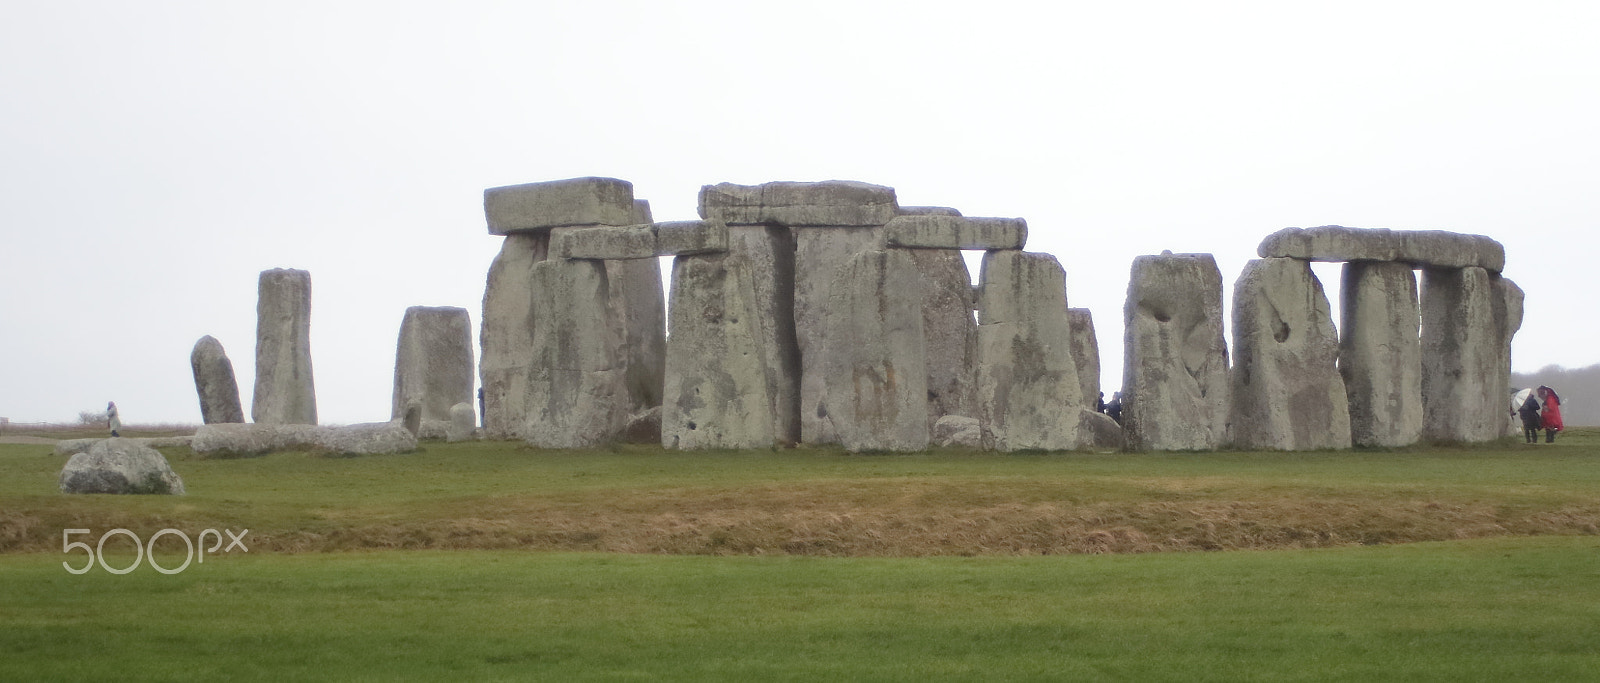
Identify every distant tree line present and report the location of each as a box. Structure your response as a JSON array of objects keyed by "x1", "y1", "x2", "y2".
[{"x1": 1512, "y1": 364, "x2": 1600, "y2": 427}]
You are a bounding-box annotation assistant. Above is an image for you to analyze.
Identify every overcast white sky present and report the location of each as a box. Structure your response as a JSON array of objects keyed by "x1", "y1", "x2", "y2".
[{"x1": 2, "y1": 1, "x2": 1596, "y2": 425}]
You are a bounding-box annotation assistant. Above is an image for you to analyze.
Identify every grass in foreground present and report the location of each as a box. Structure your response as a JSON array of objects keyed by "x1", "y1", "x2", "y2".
[
  {"x1": 4, "y1": 429, "x2": 1600, "y2": 556},
  {"x1": 2, "y1": 536, "x2": 1598, "y2": 681}
]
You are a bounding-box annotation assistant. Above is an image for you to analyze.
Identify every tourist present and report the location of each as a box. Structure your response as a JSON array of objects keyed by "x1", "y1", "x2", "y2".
[
  {"x1": 1518, "y1": 392, "x2": 1543, "y2": 444},
  {"x1": 1106, "y1": 392, "x2": 1123, "y2": 424},
  {"x1": 107, "y1": 401, "x2": 120, "y2": 437},
  {"x1": 1095, "y1": 391, "x2": 1106, "y2": 414},
  {"x1": 1538, "y1": 386, "x2": 1564, "y2": 443}
]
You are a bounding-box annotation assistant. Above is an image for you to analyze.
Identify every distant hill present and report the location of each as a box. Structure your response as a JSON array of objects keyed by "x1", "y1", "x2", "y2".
[{"x1": 1512, "y1": 364, "x2": 1600, "y2": 427}]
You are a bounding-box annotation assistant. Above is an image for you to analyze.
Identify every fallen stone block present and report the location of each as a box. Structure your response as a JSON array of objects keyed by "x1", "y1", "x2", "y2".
[
  {"x1": 1258, "y1": 226, "x2": 1505, "y2": 272},
  {"x1": 550, "y1": 224, "x2": 658, "y2": 260},
  {"x1": 1122, "y1": 252, "x2": 1230, "y2": 451},
  {"x1": 1079, "y1": 409, "x2": 1125, "y2": 450},
  {"x1": 656, "y1": 220, "x2": 729, "y2": 256},
  {"x1": 446, "y1": 402, "x2": 477, "y2": 442},
  {"x1": 1229, "y1": 258, "x2": 1351, "y2": 450},
  {"x1": 932, "y1": 415, "x2": 984, "y2": 448},
  {"x1": 883, "y1": 215, "x2": 1027, "y2": 250},
  {"x1": 55, "y1": 436, "x2": 193, "y2": 457},
  {"x1": 191, "y1": 335, "x2": 244, "y2": 424},
  {"x1": 699, "y1": 180, "x2": 898, "y2": 227},
  {"x1": 60, "y1": 438, "x2": 185, "y2": 494},
  {"x1": 485, "y1": 177, "x2": 636, "y2": 235}
]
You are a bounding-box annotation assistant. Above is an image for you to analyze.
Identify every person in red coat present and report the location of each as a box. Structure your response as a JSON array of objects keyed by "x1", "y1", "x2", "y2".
[{"x1": 1538, "y1": 386, "x2": 1564, "y2": 443}]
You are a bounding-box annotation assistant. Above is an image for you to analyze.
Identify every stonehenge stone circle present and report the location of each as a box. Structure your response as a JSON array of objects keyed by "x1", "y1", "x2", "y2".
[
  {"x1": 1258, "y1": 226, "x2": 1505, "y2": 272},
  {"x1": 524, "y1": 258, "x2": 629, "y2": 448},
  {"x1": 1339, "y1": 261, "x2": 1424, "y2": 447},
  {"x1": 662, "y1": 253, "x2": 777, "y2": 449},
  {"x1": 1229, "y1": 258, "x2": 1351, "y2": 450},
  {"x1": 1122, "y1": 252, "x2": 1230, "y2": 451},
  {"x1": 479, "y1": 232, "x2": 548, "y2": 439},
  {"x1": 60, "y1": 438, "x2": 185, "y2": 495},
  {"x1": 976, "y1": 251, "x2": 1084, "y2": 451},
  {"x1": 882, "y1": 215, "x2": 1028, "y2": 250},
  {"x1": 190, "y1": 335, "x2": 244, "y2": 424},
  {"x1": 1421, "y1": 266, "x2": 1501, "y2": 442},
  {"x1": 1066, "y1": 308, "x2": 1101, "y2": 411},
  {"x1": 392, "y1": 306, "x2": 475, "y2": 431},
  {"x1": 819, "y1": 250, "x2": 930, "y2": 452},
  {"x1": 253, "y1": 268, "x2": 317, "y2": 425},
  {"x1": 485, "y1": 177, "x2": 636, "y2": 234}
]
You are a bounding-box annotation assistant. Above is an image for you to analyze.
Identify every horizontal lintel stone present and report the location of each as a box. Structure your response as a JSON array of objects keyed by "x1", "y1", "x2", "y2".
[
  {"x1": 883, "y1": 215, "x2": 1027, "y2": 250},
  {"x1": 485, "y1": 177, "x2": 636, "y2": 235},
  {"x1": 698, "y1": 180, "x2": 898, "y2": 227},
  {"x1": 656, "y1": 220, "x2": 728, "y2": 256},
  {"x1": 551, "y1": 224, "x2": 658, "y2": 260},
  {"x1": 1258, "y1": 225, "x2": 1505, "y2": 272}
]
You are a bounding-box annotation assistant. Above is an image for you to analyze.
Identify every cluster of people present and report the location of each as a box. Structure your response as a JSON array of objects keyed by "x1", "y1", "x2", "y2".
[
  {"x1": 1096, "y1": 391, "x2": 1123, "y2": 424},
  {"x1": 1515, "y1": 386, "x2": 1564, "y2": 444}
]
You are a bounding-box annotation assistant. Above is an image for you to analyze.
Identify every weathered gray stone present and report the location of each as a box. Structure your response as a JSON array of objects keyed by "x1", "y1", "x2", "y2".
[
  {"x1": 1122, "y1": 253, "x2": 1230, "y2": 451},
  {"x1": 1078, "y1": 409, "x2": 1126, "y2": 450},
  {"x1": 252, "y1": 268, "x2": 316, "y2": 425},
  {"x1": 819, "y1": 250, "x2": 928, "y2": 452},
  {"x1": 60, "y1": 438, "x2": 185, "y2": 494},
  {"x1": 623, "y1": 406, "x2": 661, "y2": 444},
  {"x1": 605, "y1": 254, "x2": 666, "y2": 417},
  {"x1": 932, "y1": 415, "x2": 983, "y2": 448},
  {"x1": 976, "y1": 251, "x2": 1083, "y2": 451},
  {"x1": 795, "y1": 226, "x2": 887, "y2": 444},
  {"x1": 699, "y1": 180, "x2": 898, "y2": 227},
  {"x1": 897, "y1": 206, "x2": 962, "y2": 216},
  {"x1": 191, "y1": 335, "x2": 244, "y2": 424},
  {"x1": 662, "y1": 254, "x2": 777, "y2": 449},
  {"x1": 192, "y1": 421, "x2": 417, "y2": 457},
  {"x1": 1421, "y1": 266, "x2": 1500, "y2": 442},
  {"x1": 485, "y1": 177, "x2": 636, "y2": 235},
  {"x1": 1229, "y1": 258, "x2": 1351, "y2": 450},
  {"x1": 392, "y1": 306, "x2": 474, "y2": 426},
  {"x1": 656, "y1": 220, "x2": 729, "y2": 256},
  {"x1": 479, "y1": 233, "x2": 548, "y2": 439},
  {"x1": 550, "y1": 224, "x2": 657, "y2": 260},
  {"x1": 55, "y1": 437, "x2": 192, "y2": 457},
  {"x1": 908, "y1": 249, "x2": 977, "y2": 430},
  {"x1": 524, "y1": 258, "x2": 629, "y2": 448},
  {"x1": 882, "y1": 215, "x2": 1027, "y2": 250},
  {"x1": 1491, "y1": 274, "x2": 1524, "y2": 438},
  {"x1": 1066, "y1": 309, "x2": 1101, "y2": 411},
  {"x1": 1339, "y1": 261, "x2": 1423, "y2": 447},
  {"x1": 446, "y1": 402, "x2": 477, "y2": 442},
  {"x1": 1258, "y1": 226, "x2": 1505, "y2": 272},
  {"x1": 727, "y1": 225, "x2": 801, "y2": 444}
]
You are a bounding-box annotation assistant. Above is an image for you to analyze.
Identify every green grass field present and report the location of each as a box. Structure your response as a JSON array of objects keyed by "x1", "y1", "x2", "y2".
[{"x1": 4, "y1": 431, "x2": 1599, "y2": 680}]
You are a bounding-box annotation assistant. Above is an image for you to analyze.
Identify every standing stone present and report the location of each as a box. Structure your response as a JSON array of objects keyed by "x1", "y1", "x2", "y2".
[
  {"x1": 1339, "y1": 261, "x2": 1423, "y2": 447},
  {"x1": 794, "y1": 226, "x2": 885, "y2": 444},
  {"x1": 446, "y1": 402, "x2": 476, "y2": 442},
  {"x1": 1421, "y1": 266, "x2": 1499, "y2": 442},
  {"x1": 819, "y1": 250, "x2": 928, "y2": 452},
  {"x1": 726, "y1": 225, "x2": 801, "y2": 444},
  {"x1": 190, "y1": 335, "x2": 244, "y2": 424},
  {"x1": 524, "y1": 258, "x2": 628, "y2": 448},
  {"x1": 1229, "y1": 258, "x2": 1351, "y2": 450},
  {"x1": 392, "y1": 306, "x2": 475, "y2": 429},
  {"x1": 661, "y1": 254, "x2": 776, "y2": 449},
  {"x1": 1490, "y1": 274, "x2": 1525, "y2": 437},
  {"x1": 479, "y1": 233, "x2": 549, "y2": 439},
  {"x1": 908, "y1": 249, "x2": 977, "y2": 430},
  {"x1": 1066, "y1": 308, "x2": 1101, "y2": 410},
  {"x1": 1122, "y1": 253, "x2": 1229, "y2": 451},
  {"x1": 252, "y1": 268, "x2": 316, "y2": 425},
  {"x1": 976, "y1": 251, "x2": 1083, "y2": 451},
  {"x1": 604, "y1": 198, "x2": 666, "y2": 416}
]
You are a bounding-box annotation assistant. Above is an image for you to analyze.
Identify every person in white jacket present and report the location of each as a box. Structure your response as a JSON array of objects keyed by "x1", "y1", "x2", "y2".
[{"x1": 107, "y1": 401, "x2": 121, "y2": 437}]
